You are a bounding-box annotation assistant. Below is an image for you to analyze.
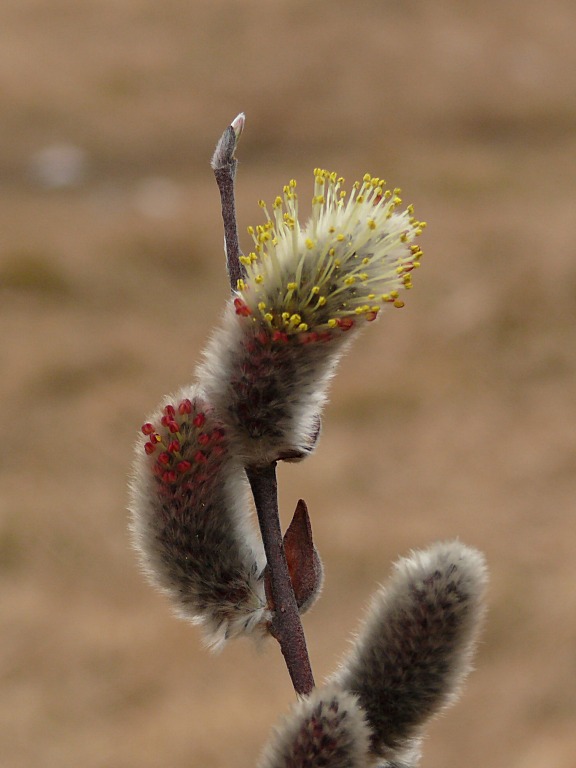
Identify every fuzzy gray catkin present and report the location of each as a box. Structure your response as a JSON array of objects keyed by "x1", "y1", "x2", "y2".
[
  {"x1": 129, "y1": 385, "x2": 269, "y2": 650},
  {"x1": 199, "y1": 171, "x2": 425, "y2": 467},
  {"x1": 332, "y1": 541, "x2": 488, "y2": 760},
  {"x1": 258, "y1": 684, "x2": 372, "y2": 768}
]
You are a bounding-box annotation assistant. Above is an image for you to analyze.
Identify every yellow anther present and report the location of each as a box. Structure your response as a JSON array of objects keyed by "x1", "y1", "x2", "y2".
[
  {"x1": 337, "y1": 234, "x2": 345, "y2": 242},
  {"x1": 317, "y1": 296, "x2": 327, "y2": 306},
  {"x1": 297, "y1": 323, "x2": 309, "y2": 332},
  {"x1": 237, "y1": 278, "x2": 246, "y2": 291},
  {"x1": 282, "y1": 312, "x2": 290, "y2": 321},
  {"x1": 258, "y1": 302, "x2": 267, "y2": 311},
  {"x1": 362, "y1": 257, "x2": 370, "y2": 265},
  {"x1": 393, "y1": 299, "x2": 405, "y2": 308},
  {"x1": 305, "y1": 238, "x2": 315, "y2": 250},
  {"x1": 344, "y1": 276, "x2": 356, "y2": 286},
  {"x1": 328, "y1": 318, "x2": 337, "y2": 328},
  {"x1": 287, "y1": 282, "x2": 298, "y2": 291},
  {"x1": 264, "y1": 313, "x2": 274, "y2": 322},
  {"x1": 255, "y1": 275, "x2": 264, "y2": 284},
  {"x1": 311, "y1": 286, "x2": 320, "y2": 294},
  {"x1": 367, "y1": 219, "x2": 376, "y2": 230}
]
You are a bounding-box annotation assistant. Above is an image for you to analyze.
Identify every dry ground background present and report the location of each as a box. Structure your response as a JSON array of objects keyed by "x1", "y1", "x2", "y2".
[{"x1": 1, "y1": 1, "x2": 576, "y2": 766}]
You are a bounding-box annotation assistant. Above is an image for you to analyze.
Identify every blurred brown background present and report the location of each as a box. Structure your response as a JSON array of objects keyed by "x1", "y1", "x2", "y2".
[{"x1": 1, "y1": 1, "x2": 575, "y2": 766}]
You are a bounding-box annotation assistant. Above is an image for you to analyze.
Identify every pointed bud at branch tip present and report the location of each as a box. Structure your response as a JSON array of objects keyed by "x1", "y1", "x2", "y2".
[
  {"x1": 210, "y1": 113, "x2": 245, "y2": 171},
  {"x1": 231, "y1": 112, "x2": 245, "y2": 144}
]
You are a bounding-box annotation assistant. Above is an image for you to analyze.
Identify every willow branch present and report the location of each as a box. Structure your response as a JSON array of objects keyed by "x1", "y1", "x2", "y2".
[{"x1": 211, "y1": 115, "x2": 315, "y2": 696}]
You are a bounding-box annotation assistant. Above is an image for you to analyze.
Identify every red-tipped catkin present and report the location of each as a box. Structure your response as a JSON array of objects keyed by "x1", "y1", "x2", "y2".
[
  {"x1": 198, "y1": 171, "x2": 425, "y2": 467},
  {"x1": 129, "y1": 385, "x2": 269, "y2": 650}
]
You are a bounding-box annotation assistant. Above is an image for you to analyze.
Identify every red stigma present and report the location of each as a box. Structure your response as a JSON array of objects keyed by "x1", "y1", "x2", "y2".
[
  {"x1": 177, "y1": 460, "x2": 192, "y2": 473},
  {"x1": 198, "y1": 433, "x2": 210, "y2": 446},
  {"x1": 194, "y1": 451, "x2": 207, "y2": 464},
  {"x1": 162, "y1": 470, "x2": 177, "y2": 484},
  {"x1": 336, "y1": 317, "x2": 355, "y2": 331},
  {"x1": 144, "y1": 442, "x2": 156, "y2": 455},
  {"x1": 163, "y1": 404, "x2": 176, "y2": 418},
  {"x1": 272, "y1": 330, "x2": 289, "y2": 343},
  {"x1": 158, "y1": 452, "x2": 171, "y2": 466},
  {"x1": 141, "y1": 422, "x2": 155, "y2": 435},
  {"x1": 178, "y1": 398, "x2": 192, "y2": 415},
  {"x1": 234, "y1": 297, "x2": 252, "y2": 317},
  {"x1": 167, "y1": 420, "x2": 179, "y2": 434},
  {"x1": 167, "y1": 440, "x2": 181, "y2": 453}
]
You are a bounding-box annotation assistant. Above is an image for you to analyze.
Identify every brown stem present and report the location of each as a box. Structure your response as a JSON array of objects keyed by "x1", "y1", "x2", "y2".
[{"x1": 246, "y1": 464, "x2": 315, "y2": 696}]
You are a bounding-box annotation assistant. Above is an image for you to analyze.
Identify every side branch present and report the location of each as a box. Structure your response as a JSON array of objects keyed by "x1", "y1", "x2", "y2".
[{"x1": 246, "y1": 463, "x2": 315, "y2": 696}]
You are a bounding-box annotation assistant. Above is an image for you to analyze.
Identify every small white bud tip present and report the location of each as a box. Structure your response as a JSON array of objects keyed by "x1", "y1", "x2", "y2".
[{"x1": 231, "y1": 112, "x2": 245, "y2": 144}]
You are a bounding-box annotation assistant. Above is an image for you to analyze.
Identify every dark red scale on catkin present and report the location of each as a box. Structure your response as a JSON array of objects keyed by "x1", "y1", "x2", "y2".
[
  {"x1": 193, "y1": 413, "x2": 206, "y2": 428},
  {"x1": 178, "y1": 398, "x2": 192, "y2": 415},
  {"x1": 234, "y1": 297, "x2": 252, "y2": 316}
]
